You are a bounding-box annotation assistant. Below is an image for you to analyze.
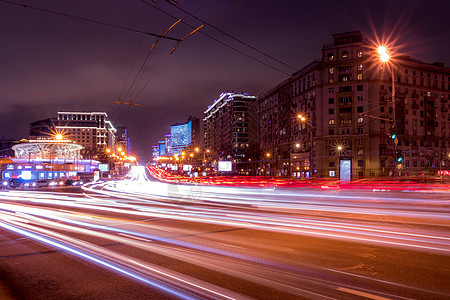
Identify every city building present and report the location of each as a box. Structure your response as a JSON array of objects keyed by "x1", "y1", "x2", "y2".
[
  {"x1": 203, "y1": 92, "x2": 259, "y2": 173},
  {"x1": 170, "y1": 116, "x2": 200, "y2": 155},
  {"x1": 115, "y1": 126, "x2": 131, "y2": 155},
  {"x1": 0, "y1": 137, "x2": 100, "y2": 182},
  {"x1": 259, "y1": 31, "x2": 450, "y2": 179},
  {"x1": 30, "y1": 112, "x2": 117, "y2": 158}
]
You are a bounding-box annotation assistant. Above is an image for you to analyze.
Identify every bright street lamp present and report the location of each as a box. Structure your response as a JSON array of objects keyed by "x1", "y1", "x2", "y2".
[{"x1": 378, "y1": 45, "x2": 398, "y2": 175}]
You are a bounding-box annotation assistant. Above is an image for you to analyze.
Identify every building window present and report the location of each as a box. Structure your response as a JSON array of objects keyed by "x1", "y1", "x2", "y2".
[
  {"x1": 357, "y1": 149, "x2": 364, "y2": 156},
  {"x1": 357, "y1": 117, "x2": 364, "y2": 123},
  {"x1": 357, "y1": 64, "x2": 363, "y2": 70},
  {"x1": 329, "y1": 77, "x2": 334, "y2": 83},
  {"x1": 328, "y1": 98, "x2": 334, "y2": 104},
  {"x1": 342, "y1": 51, "x2": 348, "y2": 59},
  {"x1": 328, "y1": 87, "x2": 334, "y2": 93},
  {"x1": 357, "y1": 106, "x2": 363, "y2": 113},
  {"x1": 329, "y1": 170, "x2": 335, "y2": 177},
  {"x1": 328, "y1": 53, "x2": 334, "y2": 61},
  {"x1": 329, "y1": 68, "x2": 334, "y2": 74},
  {"x1": 357, "y1": 74, "x2": 363, "y2": 80},
  {"x1": 329, "y1": 108, "x2": 334, "y2": 114},
  {"x1": 328, "y1": 129, "x2": 335, "y2": 135},
  {"x1": 357, "y1": 85, "x2": 363, "y2": 91},
  {"x1": 329, "y1": 119, "x2": 335, "y2": 125},
  {"x1": 358, "y1": 160, "x2": 364, "y2": 167},
  {"x1": 357, "y1": 50, "x2": 363, "y2": 57},
  {"x1": 357, "y1": 95, "x2": 363, "y2": 101}
]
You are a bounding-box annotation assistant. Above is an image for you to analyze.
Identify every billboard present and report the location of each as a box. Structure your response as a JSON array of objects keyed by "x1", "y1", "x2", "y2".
[
  {"x1": 218, "y1": 161, "x2": 232, "y2": 172},
  {"x1": 98, "y1": 164, "x2": 109, "y2": 172}
]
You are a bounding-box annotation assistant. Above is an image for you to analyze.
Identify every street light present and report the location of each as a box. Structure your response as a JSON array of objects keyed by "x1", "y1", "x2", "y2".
[
  {"x1": 378, "y1": 45, "x2": 398, "y2": 175},
  {"x1": 297, "y1": 113, "x2": 313, "y2": 177}
]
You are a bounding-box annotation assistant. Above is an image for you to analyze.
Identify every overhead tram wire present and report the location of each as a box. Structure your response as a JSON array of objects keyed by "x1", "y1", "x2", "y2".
[
  {"x1": 123, "y1": 1, "x2": 210, "y2": 103},
  {"x1": 0, "y1": 0, "x2": 181, "y2": 42},
  {"x1": 162, "y1": 0, "x2": 298, "y2": 72},
  {"x1": 140, "y1": 0, "x2": 291, "y2": 76}
]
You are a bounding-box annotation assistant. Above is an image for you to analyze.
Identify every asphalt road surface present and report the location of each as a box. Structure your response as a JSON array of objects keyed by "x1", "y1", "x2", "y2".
[{"x1": 0, "y1": 172, "x2": 449, "y2": 299}]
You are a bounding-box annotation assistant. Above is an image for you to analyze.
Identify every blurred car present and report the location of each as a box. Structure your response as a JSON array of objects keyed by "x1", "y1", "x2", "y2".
[
  {"x1": 8, "y1": 178, "x2": 26, "y2": 189},
  {"x1": 35, "y1": 180, "x2": 49, "y2": 188},
  {"x1": 23, "y1": 181, "x2": 37, "y2": 188}
]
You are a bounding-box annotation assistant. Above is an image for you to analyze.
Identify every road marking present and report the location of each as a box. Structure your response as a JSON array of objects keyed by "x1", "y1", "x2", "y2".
[{"x1": 336, "y1": 287, "x2": 392, "y2": 300}]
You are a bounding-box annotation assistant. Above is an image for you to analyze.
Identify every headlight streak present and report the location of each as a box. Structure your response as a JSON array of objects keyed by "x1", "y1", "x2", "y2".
[
  {"x1": 0, "y1": 218, "x2": 247, "y2": 300},
  {"x1": 1, "y1": 189, "x2": 449, "y2": 255},
  {"x1": 1, "y1": 187, "x2": 449, "y2": 298}
]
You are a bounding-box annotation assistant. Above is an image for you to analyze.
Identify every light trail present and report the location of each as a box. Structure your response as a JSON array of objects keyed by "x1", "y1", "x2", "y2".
[{"x1": 0, "y1": 171, "x2": 449, "y2": 299}]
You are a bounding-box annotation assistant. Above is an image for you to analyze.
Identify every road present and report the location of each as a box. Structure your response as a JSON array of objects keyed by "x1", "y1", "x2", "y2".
[{"x1": 0, "y1": 168, "x2": 449, "y2": 299}]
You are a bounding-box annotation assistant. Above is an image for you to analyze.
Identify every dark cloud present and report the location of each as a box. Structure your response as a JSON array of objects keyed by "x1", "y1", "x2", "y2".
[{"x1": 1, "y1": 0, "x2": 449, "y2": 162}]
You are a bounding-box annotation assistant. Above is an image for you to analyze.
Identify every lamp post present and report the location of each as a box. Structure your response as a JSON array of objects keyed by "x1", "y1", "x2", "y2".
[
  {"x1": 297, "y1": 114, "x2": 313, "y2": 177},
  {"x1": 378, "y1": 45, "x2": 398, "y2": 176}
]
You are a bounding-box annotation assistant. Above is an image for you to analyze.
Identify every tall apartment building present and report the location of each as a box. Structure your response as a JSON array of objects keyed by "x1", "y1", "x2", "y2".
[
  {"x1": 116, "y1": 126, "x2": 131, "y2": 155},
  {"x1": 204, "y1": 92, "x2": 259, "y2": 172},
  {"x1": 260, "y1": 31, "x2": 450, "y2": 179},
  {"x1": 30, "y1": 111, "x2": 117, "y2": 158}
]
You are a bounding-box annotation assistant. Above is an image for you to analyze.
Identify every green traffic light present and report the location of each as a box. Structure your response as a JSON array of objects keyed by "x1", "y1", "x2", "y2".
[
  {"x1": 391, "y1": 134, "x2": 397, "y2": 139},
  {"x1": 397, "y1": 157, "x2": 403, "y2": 162}
]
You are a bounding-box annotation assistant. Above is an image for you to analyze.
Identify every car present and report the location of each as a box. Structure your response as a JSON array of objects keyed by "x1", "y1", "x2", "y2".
[
  {"x1": 23, "y1": 182, "x2": 37, "y2": 188},
  {"x1": 35, "y1": 180, "x2": 49, "y2": 188},
  {"x1": 8, "y1": 178, "x2": 26, "y2": 189}
]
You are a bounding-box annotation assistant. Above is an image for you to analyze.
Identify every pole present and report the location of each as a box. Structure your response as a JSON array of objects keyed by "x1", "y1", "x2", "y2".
[{"x1": 391, "y1": 65, "x2": 397, "y2": 176}]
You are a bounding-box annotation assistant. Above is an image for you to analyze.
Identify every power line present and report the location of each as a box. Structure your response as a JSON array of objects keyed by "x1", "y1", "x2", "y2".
[
  {"x1": 141, "y1": 0, "x2": 291, "y2": 75},
  {"x1": 163, "y1": 0, "x2": 298, "y2": 72},
  {"x1": 0, "y1": 0, "x2": 182, "y2": 42}
]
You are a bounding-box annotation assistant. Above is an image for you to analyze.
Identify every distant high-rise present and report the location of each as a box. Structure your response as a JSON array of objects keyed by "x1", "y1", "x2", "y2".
[
  {"x1": 116, "y1": 126, "x2": 131, "y2": 155},
  {"x1": 203, "y1": 92, "x2": 259, "y2": 168},
  {"x1": 170, "y1": 116, "x2": 200, "y2": 155}
]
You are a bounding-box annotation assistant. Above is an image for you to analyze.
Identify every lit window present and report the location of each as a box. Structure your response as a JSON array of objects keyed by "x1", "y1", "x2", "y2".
[
  {"x1": 357, "y1": 50, "x2": 363, "y2": 57},
  {"x1": 329, "y1": 170, "x2": 335, "y2": 177},
  {"x1": 357, "y1": 117, "x2": 364, "y2": 123},
  {"x1": 328, "y1": 119, "x2": 335, "y2": 125},
  {"x1": 358, "y1": 64, "x2": 363, "y2": 70},
  {"x1": 328, "y1": 68, "x2": 334, "y2": 74},
  {"x1": 357, "y1": 74, "x2": 363, "y2": 80},
  {"x1": 329, "y1": 77, "x2": 334, "y2": 83},
  {"x1": 342, "y1": 51, "x2": 348, "y2": 59},
  {"x1": 328, "y1": 53, "x2": 334, "y2": 61}
]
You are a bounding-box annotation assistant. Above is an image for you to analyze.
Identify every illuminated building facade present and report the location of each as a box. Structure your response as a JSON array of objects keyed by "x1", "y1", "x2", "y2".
[
  {"x1": 0, "y1": 138, "x2": 99, "y2": 181},
  {"x1": 260, "y1": 31, "x2": 450, "y2": 179},
  {"x1": 203, "y1": 92, "x2": 259, "y2": 172},
  {"x1": 170, "y1": 116, "x2": 200, "y2": 155},
  {"x1": 115, "y1": 126, "x2": 131, "y2": 155},
  {"x1": 30, "y1": 112, "x2": 117, "y2": 158}
]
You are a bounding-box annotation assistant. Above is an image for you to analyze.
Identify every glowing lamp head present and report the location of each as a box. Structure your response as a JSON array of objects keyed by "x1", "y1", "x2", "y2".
[
  {"x1": 195, "y1": 147, "x2": 199, "y2": 152},
  {"x1": 377, "y1": 46, "x2": 390, "y2": 62},
  {"x1": 55, "y1": 133, "x2": 63, "y2": 140},
  {"x1": 337, "y1": 146, "x2": 343, "y2": 151},
  {"x1": 117, "y1": 147, "x2": 123, "y2": 152},
  {"x1": 106, "y1": 148, "x2": 111, "y2": 153},
  {"x1": 295, "y1": 143, "x2": 300, "y2": 148},
  {"x1": 377, "y1": 46, "x2": 387, "y2": 55},
  {"x1": 266, "y1": 153, "x2": 271, "y2": 157}
]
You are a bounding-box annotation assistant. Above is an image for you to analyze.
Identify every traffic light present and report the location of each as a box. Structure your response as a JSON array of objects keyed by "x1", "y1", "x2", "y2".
[
  {"x1": 396, "y1": 150, "x2": 403, "y2": 162},
  {"x1": 391, "y1": 130, "x2": 397, "y2": 140}
]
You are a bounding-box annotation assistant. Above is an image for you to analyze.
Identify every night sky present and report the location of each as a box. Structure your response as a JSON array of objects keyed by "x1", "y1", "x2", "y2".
[{"x1": 1, "y1": 0, "x2": 449, "y2": 162}]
